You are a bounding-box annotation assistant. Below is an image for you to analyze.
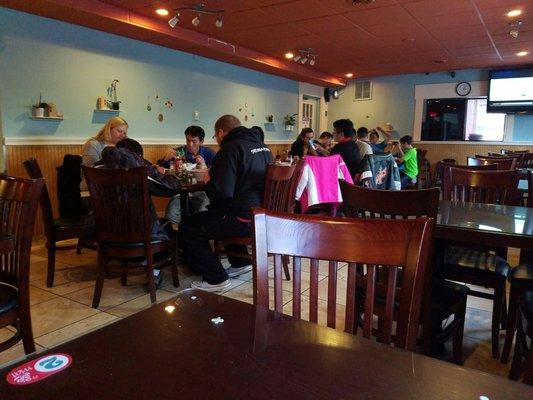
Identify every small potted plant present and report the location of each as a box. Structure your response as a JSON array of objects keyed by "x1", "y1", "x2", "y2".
[
  {"x1": 266, "y1": 114, "x2": 274, "y2": 123},
  {"x1": 284, "y1": 113, "x2": 297, "y2": 131},
  {"x1": 32, "y1": 93, "x2": 48, "y2": 117},
  {"x1": 106, "y1": 79, "x2": 121, "y2": 110}
]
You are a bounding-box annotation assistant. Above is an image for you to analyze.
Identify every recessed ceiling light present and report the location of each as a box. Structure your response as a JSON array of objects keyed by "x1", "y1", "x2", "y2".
[
  {"x1": 507, "y1": 9, "x2": 523, "y2": 17},
  {"x1": 156, "y1": 8, "x2": 169, "y2": 16},
  {"x1": 517, "y1": 51, "x2": 529, "y2": 57},
  {"x1": 345, "y1": 73, "x2": 353, "y2": 78},
  {"x1": 285, "y1": 52, "x2": 294, "y2": 59}
]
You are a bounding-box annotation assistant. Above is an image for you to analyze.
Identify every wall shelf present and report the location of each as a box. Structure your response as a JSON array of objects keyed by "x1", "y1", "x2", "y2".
[
  {"x1": 93, "y1": 109, "x2": 121, "y2": 113},
  {"x1": 29, "y1": 116, "x2": 65, "y2": 120}
]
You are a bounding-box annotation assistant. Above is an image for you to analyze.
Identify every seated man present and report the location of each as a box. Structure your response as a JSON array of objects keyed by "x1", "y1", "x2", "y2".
[
  {"x1": 395, "y1": 135, "x2": 418, "y2": 189},
  {"x1": 179, "y1": 115, "x2": 273, "y2": 292},
  {"x1": 330, "y1": 118, "x2": 362, "y2": 178},
  {"x1": 356, "y1": 127, "x2": 374, "y2": 158},
  {"x1": 157, "y1": 126, "x2": 216, "y2": 224}
]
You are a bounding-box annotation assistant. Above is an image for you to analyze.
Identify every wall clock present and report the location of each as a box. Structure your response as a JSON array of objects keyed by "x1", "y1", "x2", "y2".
[{"x1": 455, "y1": 82, "x2": 471, "y2": 96}]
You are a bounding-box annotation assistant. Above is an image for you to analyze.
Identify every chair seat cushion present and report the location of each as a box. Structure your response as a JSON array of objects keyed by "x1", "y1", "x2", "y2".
[
  {"x1": 104, "y1": 239, "x2": 166, "y2": 248},
  {"x1": 0, "y1": 283, "x2": 18, "y2": 315},
  {"x1": 509, "y1": 263, "x2": 533, "y2": 284},
  {"x1": 444, "y1": 246, "x2": 510, "y2": 277},
  {"x1": 431, "y1": 278, "x2": 469, "y2": 318},
  {"x1": 53, "y1": 218, "x2": 85, "y2": 229}
]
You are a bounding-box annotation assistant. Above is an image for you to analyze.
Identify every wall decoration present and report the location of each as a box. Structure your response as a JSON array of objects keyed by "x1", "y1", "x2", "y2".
[
  {"x1": 164, "y1": 99, "x2": 174, "y2": 109},
  {"x1": 158, "y1": 113, "x2": 164, "y2": 122},
  {"x1": 146, "y1": 96, "x2": 152, "y2": 111}
]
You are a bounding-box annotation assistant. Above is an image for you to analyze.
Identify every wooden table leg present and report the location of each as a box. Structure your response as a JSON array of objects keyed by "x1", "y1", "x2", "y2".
[{"x1": 501, "y1": 283, "x2": 521, "y2": 363}]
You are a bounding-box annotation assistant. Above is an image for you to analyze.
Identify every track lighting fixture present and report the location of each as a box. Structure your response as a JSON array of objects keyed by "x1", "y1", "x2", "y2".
[
  {"x1": 291, "y1": 48, "x2": 318, "y2": 66},
  {"x1": 167, "y1": 3, "x2": 225, "y2": 29}
]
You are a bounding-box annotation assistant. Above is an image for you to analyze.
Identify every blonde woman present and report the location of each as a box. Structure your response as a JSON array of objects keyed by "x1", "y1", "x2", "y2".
[{"x1": 82, "y1": 117, "x2": 128, "y2": 167}]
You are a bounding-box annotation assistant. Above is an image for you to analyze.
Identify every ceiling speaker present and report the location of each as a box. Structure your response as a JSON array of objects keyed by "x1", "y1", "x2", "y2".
[{"x1": 324, "y1": 88, "x2": 330, "y2": 102}]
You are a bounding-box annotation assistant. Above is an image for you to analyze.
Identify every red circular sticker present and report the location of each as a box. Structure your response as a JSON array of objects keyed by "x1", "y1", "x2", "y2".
[{"x1": 6, "y1": 353, "x2": 72, "y2": 385}]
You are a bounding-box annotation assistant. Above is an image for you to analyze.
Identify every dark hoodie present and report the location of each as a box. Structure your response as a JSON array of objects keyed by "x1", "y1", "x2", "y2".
[{"x1": 206, "y1": 126, "x2": 273, "y2": 216}]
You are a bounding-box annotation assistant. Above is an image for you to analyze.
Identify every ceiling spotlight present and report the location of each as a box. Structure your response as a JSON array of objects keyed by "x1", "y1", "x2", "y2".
[
  {"x1": 168, "y1": 14, "x2": 180, "y2": 28},
  {"x1": 300, "y1": 56, "x2": 309, "y2": 64},
  {"x1": 345, "y1": 73, "x2": 353, "y2": 78},
  {"x1": 293, "y1": 54, "x2": 301, "y2": 62},
  {"x1": 517, "y1": 51, "x2": 529, "y2": 57},
  {"x1": 285, "y1": 52, "x2": 294, "y2": 59},
  {"x1": 507, "y1": 9, "x2": 523, "y2": 17},
  {"x1": 510, "y1": 29, "x2": 520, "y2": 38},
  {"x1": 215, "y1": 15, "x2": 223, "y2": 28},
  {"x1": 309, "y1": 57, "x2": 316, "y2": 66},
  {"x1": 156, "y1": 8, "x2": 169, "y2": 16},
  {"x1": 192, "y1": 15, "x2": 200, "y2": 26}
]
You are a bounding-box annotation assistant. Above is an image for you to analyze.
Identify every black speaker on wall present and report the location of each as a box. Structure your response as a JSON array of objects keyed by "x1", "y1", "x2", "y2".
[{"x1": 324, "y1": 88, "x2": 330, "y2": 103}]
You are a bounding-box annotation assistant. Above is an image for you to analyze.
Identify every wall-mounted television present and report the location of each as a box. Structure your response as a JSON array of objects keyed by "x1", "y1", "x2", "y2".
[{"x1": 487, "y1": 67, "x2": 533, "y2": 113}]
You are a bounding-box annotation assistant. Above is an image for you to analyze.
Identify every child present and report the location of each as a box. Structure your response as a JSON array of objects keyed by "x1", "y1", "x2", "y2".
[{"x1": 395, "y1": 135, "x2": 418, "y2": 189}]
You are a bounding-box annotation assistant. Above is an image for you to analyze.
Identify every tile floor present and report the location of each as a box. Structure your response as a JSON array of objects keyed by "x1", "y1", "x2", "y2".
[{"x1": 0, "y1": 238, "x2": 517, "y2": 380}]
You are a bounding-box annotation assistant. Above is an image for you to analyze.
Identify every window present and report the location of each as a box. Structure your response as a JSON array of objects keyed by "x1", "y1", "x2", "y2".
[
  {"x1": 421, "y1": 97, "x2": 506, "y2": 141},
  {"x1": 354, "y1": 81, "x2": 372, "y2": 101}
]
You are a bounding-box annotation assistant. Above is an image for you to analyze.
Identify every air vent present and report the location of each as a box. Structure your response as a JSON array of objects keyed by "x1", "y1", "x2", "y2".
[{"x1": 354, "y1": 80, "x2": 372, "y2": 101}]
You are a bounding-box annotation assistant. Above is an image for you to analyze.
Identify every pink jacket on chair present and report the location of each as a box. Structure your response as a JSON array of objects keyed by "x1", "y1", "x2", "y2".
[{"x1": 295, "y1": 155, "x2": 353, "y2": 213}]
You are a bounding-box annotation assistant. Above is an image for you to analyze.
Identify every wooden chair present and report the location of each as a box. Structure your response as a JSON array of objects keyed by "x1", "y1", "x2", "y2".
[
  {"x1": 217, "y1": 160, "x2": 305, "y2": 280},
  {"x1": 499, "y1": 150, "x2": 529, "y2": 168},
  {"x1": 501, "y1": 171, "x2": 533, "y2": 363},
  {"x1": 442, "y1": 167, "x2": 519, "y2": 357},
  {"x1": 522, "y1": 153, "x2": 533, "y2": 169},
  {"x1": 433, "y1": 159, "x2": 456, "y2": 188},
  {"x1": 441, "y1": 163, "x2": 498, "y2": 194},
  {"x1": 252, "y1": 209, "x2": 434, "y2": 351},
  {"x1": 83, "y1": 166, "x2": 177, "y2": 308},
  {"x1": 473, "y1": 155, "x2": 518, "y2": 170},
  {"x1": 340, "y1": 182, "x2": 469, "y2": 364},
  {"x1": 0, "y1": 175, "x2": 43, "y2": 354},
  {"x1": 509, "y1": 291, "x2": 533, "y2": 383},
  {"x1": 23, "y1": 158, "x2": 87, "y2": 287}
]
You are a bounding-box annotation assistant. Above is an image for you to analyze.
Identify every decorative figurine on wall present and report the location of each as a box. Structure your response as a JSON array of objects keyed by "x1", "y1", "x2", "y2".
[{"x1": 106, "y1": 79, "x2": 121, "y2": 110}]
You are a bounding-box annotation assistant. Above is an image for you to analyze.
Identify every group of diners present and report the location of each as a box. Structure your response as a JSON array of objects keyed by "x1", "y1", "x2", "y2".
[
  {"x1": 289, "y1": 119, "x2": 419, "y2": 189},
  {"x1": 78, "y1": 113, "x2": 421, "y2": 291}
]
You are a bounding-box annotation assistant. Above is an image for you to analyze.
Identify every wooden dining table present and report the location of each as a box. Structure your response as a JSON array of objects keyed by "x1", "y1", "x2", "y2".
[{"x1": 1, "y1": 289, "x2": 531, "y2": 399}]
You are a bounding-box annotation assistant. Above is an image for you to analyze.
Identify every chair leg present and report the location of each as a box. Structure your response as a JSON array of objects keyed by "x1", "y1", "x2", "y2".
[
  {"x1": 491, "y1": 281, "x2": 505, "y2": 359},
  {"x1": 146, "y1": 257, "x2": 157, "y2": 304},
  {"x1": 120, "y1": 260, "x2": 127, "y2": 286},
  {"x1": 282, "y1": 255, "x2": 291, "y2": 281},
  {"x1": 171, "y1": 253, "x2": 180, "y2": 288},
  {"x1": 501, "y1": 290, "x2": 508, "y2": 330},
  {"x1": 501, "y1": 284, "x2": 521, "y2": 363},
  {"x1": 76, "y1": 237, "x2": 83, "y2": 254},
  {"x1": 452, "y1": 297, "x2": 467, "y2": 365},
  {"x1": 509, "y1": 317, "x2": 524, "y2": 380},
  {"x1": 92, "y1": 248, "x2": 106, "y2": 308},
  {"x1": 18, "y1": 302, "x2": 35, "y2": 354},
  {"x1": 46, "y1": 242, "x2": 56, "y2": 288}
]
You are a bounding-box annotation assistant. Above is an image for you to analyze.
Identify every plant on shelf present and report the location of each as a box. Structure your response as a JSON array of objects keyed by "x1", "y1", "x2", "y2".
[
  {"x1": 284, "y1": 113, "x2": 297, "y2": 131},
  {"x1": 106, "y1": 79, "x2": 121, "y2": 110},
  {"x1": 266, "y1": 114, "x2": 274, "y2": 123},
  {"x1": 31, "y1": 93, "x2": 48, "y2": 117}
]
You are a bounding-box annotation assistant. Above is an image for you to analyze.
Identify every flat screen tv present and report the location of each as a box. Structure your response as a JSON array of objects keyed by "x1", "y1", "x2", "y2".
[{"x1": 487, "y1": 67, "x2": 533, "y2": 113}]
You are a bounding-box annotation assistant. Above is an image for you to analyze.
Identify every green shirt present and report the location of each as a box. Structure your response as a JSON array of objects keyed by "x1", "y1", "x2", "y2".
[{"x1": 403, "y1": 148, "x2": 418, "y2": 178}]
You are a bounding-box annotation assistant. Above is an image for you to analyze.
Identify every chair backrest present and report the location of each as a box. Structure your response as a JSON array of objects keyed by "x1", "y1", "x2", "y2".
[
  {"x1": 466, "y1": 157, "x2": 497, "y2": 167},
  {"x1": 500, "y1": 150, "x2": 528, "y2": 167},
  {"x1": 82, "y1": 166, "x2": 151, "y2": 244},
  {"x1": 262, "y1": 160, "x2": 305, "y2": 213},
  {"x1": 56, "y1": 154, "x2": 86, "y2": 220},
  {"x1": 442, "y1": 167, "x2": 519, "y2": 205},
  {"x1": 528, "y1": 171, "x2": 533, "y2": 208},
  {"x1": 521, "y1": 153, "x2": 533, "y2": 168},
  {"x1": 0, "y1": 175, "x2": 43, "y2": 288},
  {"x1": 340, "y1": 181, "x2": 439, "y2": 219},
  {"x1": 22, "y1": 158, "x2": 55, "y2": 238},
  {"x1": 473, "y1": 155, "x2": 517, "y2": 170},
  {"x1": 252, "y1": 209, "x2": 434, "y2": 351},
  {"x1": 442, "y1": 162, "x2": 498, "y2": 193}
]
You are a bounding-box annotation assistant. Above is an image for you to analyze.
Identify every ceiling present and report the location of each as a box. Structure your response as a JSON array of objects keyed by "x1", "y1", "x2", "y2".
[{"x1": 3, "y1": 0, "x2": 533, "y2": 86}]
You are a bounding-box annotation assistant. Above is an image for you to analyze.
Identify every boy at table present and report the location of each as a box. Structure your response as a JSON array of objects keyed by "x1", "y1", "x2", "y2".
[
  {"x1": 158, "y1": 125, "x2": 216, "y2": 224},
  {"x1": 179, "y1": 114, "x2": 273, "y2": 292},
  {"x1": 395, "y1": 135, "x2": 418, "y2": 189}
]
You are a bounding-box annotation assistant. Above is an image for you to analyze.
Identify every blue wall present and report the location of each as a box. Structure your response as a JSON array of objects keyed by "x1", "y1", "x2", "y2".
[
  {"x1": 328, "y1": 69, "x2": 533, "y2": 142},
  {"x1": 0, "y1": 8, "x2": 299, "y2": 142}
]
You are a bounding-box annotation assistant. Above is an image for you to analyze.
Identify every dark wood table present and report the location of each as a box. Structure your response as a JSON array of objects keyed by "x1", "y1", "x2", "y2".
[
  {"x1": 1, "y1": 289, "x2": 531, "y2": 399},
  {"x1": 0, "y1": 233, "x2": 14, "y2": 254},
  {"x1": 436, "y1": 200, "x2": 533, "y2": 249}
]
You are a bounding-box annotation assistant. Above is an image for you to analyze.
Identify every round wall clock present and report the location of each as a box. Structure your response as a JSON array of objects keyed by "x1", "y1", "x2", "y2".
[{"x1": 455, "y1": 82, "x2": 471, "y2": 96}]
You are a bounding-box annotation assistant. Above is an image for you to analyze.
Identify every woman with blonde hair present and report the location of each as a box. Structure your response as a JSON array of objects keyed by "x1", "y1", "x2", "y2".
[{"x1": 82, "y1": 116, "x2": 128, "y2": 167}]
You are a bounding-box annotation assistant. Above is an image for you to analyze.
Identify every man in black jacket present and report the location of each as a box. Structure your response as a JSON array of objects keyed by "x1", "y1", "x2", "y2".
[
  {"x1": 180, "y1": 115, "x2": 273, "y2": 292},
  {"x1": 330, "y1": 119, "x2": 362, "y2": 178}
]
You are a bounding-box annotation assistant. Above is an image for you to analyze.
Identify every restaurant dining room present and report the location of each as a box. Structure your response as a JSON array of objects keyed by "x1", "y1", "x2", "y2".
[{"x1": 2, "y1": 0, "x2": 533, "y2": 398}]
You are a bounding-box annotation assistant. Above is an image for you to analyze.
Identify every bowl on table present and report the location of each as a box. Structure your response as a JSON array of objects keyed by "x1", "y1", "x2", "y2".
[{"x1": 190, "y1": 167, "x2": 209, "y2": 183}]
